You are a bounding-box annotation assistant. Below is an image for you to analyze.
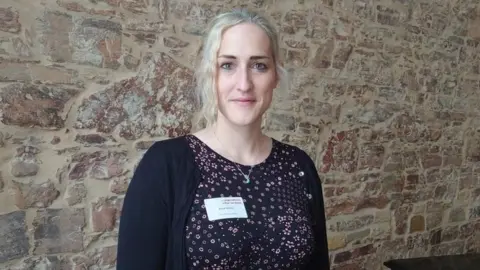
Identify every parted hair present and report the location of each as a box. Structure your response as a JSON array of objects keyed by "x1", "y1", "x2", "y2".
[{"x1": 192, "y1": 8, "x2": 288, "y2": 130}]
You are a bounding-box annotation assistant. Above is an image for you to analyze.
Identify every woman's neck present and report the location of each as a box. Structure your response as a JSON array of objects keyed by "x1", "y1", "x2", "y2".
[{"x1": 210, "y1": 116, "x2": 271, "y2": 166}]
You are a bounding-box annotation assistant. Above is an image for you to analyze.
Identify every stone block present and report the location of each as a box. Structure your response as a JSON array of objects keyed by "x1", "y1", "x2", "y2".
[{"x1": 0, "y1": 211, "x2": 29, "y2": 263}]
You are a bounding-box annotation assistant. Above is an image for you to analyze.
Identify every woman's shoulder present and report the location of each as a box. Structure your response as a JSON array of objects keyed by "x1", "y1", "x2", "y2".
[
  {"x1": 137, "y1": 135, "x2": 193, "y2": 169},
  {"x1": 273, "y1": 138, "x2": 314, "y2": 163},
  {"x1": 144, "y1": 135, "x2": 190, "y2": 156}
]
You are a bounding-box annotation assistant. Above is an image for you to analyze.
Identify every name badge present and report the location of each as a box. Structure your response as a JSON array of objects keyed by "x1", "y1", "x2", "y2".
[{"x1": 204, "y1": 197, "x2": 248, "y2": 221}]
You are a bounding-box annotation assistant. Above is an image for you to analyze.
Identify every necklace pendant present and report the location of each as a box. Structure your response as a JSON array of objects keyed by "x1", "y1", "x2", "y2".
[{"x1": 243, "y1": 175, "x2": 250, "y2": 184}]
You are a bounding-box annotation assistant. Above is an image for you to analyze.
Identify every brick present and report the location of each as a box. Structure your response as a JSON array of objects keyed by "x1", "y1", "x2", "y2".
[
  {"x1": 285, "y1": 49, "x2": 309, "y2": 67},
  {"x1": 332, "y1": 41, "x2": 353, "y2": 69},
  {"x1": 125, "y1": 20, "x2": 172, "y2": 32},
  {"x1": 376, "y1": 4, "x2": 410, "y2": 26},
  {"x1": 0, "y1": 211, "x2": 29, "y2": 263},
  {"x1": 312, "y1": 39, "x2": 334, "y2": 69},
  {"x1": 329, "y1": 215, "x2": 374, "y2": 232},
  {"x1": 410, "y1": 215, "x2": 425, "y2": 233},
  {"x1": 74, "y1": 134, "x2": 113, "y2": 145},
  {"x1": 0, "y1": 83, "x2": 79, "y2": 129},
  {"x1": 334, "y1": 0, "x2": 375, "y2": 21},
  {"x1": 419, "y1": 145, "x2": 442, "y2": 169},
  {"x1": 334, "y1": 244, "x2": 375, "y2": 264},
  {"x1": 358, "y1": 26, "x2": 395, "y2": 49},
  {"x1": 466, "y1": 130, "x2": 480, "y2": 162},
  {"x1": 328, "y1": 234, "x2": 347, "y2": 250},
  {"x1": 467, "y1": 16, "x2": 480, "y2": 39},
  {"x1": 33, "y1": 208, "x2": 85, "y2": 254},
  {"x1": 346, "y1": 228, "x2": 370, "y2": 244},
  {"x1": 394, "y1": 204, "x2": 412, "y2": 235},
  {"x1": 381, "y1": 173, "x2": 404, "y2": 193}
]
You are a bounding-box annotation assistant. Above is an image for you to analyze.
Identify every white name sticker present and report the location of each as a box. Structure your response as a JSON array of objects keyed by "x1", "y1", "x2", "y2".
[{"x1": 204, "y1": 197, "x2": 248, "y2": 221}]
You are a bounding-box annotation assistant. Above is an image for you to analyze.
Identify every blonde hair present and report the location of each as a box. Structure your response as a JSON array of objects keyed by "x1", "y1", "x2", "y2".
[{"x1": 192, "y1": 8, "x2": 288, "y2": 130}]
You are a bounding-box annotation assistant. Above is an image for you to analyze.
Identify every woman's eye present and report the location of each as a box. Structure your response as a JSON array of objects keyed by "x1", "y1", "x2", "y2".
[
  {"x1": 220, "y1": 63, "x2": 233, "y2": 70},
  {"x1": 253, "y1": 63, "x2": 268, "y2": 71}
]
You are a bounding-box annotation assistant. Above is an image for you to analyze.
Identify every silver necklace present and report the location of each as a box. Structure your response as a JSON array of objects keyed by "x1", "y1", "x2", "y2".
[{"x1": 213, "y1": 130, "x2": 254, "y2": 184}]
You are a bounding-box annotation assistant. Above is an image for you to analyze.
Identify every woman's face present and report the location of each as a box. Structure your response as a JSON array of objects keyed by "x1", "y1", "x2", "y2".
[{"x1": 215, "y1": 23, "x2": 278, "y2": 127}]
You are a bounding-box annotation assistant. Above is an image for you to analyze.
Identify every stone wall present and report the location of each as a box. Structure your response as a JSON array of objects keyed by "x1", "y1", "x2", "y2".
[{"x1": 0, "y1": 0, "x2": 479, "y2": 269}]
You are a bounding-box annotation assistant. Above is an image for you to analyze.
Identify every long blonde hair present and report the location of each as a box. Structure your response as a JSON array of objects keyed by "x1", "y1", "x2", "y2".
[{"x1": 192, "y1": 9, "x2": 288, "y2": 130}]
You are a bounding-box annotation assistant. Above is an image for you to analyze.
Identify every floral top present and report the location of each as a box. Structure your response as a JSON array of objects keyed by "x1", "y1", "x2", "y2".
[{"x1": 184, "y1": 135, "x2": 315, "y2": 269}]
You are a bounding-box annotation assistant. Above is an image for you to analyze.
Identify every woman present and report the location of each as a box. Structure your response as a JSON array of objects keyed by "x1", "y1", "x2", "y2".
[{"x1": 117, "y1": 9, "x2": 330, "y2": 270}]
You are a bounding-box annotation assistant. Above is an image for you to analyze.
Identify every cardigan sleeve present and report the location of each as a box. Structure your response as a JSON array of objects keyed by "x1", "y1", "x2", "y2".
[
  {"x1": 299, "y1": 149, "x2": 331, "y2": 270},
  {"x1": 117, "y1": 142, "x2": 171, "y2": 270}
]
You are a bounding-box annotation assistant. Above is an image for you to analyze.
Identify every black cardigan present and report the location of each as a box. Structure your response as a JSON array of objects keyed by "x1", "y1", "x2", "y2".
[{"x1": 117, "y1": 136, "x2": 330, "y2": 269}]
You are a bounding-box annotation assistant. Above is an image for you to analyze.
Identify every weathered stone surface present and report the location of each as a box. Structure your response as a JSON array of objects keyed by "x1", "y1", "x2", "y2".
[
  {"x1": 75, "y1": 52, "x2": 195, "y2": 139},
  {"x1": 7, "y1": 255, "x2": 73, "y2": 270},
  {"x1": 64, "y1": 150, "x2": 128, "y2": 181},
  {"x1": 329, "y1": 215, "x2": 374, "y2": 232},
  {"x1": 91, "y1": 196, "x2": 123, "y2": 232},
  {"x1": 86, "y1": 245, "x2": 117, "y2": 268},
  {"x1": 37, "y1": 11, "x2": 74, "y2": 62},
  {"x1": 0, "y1": 7, "x2": 21, "y2": 33},
  {"x1": 30, "y1": 65, "x2": 80, "y2": 86},
  {"x1": 9, "y1": 145, "x2": 41, "y2": 177},
  {"x1": 312, "y1": 39, "x2": 334, "y2": 69},
  {"x1": 328, "y1": 234, "x2": 347, "y2": 250},
  {"x1": 0, "y1": 36, "x2": 32, "y2": 57},
  {"x1": 33, "y1": 208, "x2": 85, "y2": 254},
  {"x1": 334, "y1": 244, "x2": 376, "y2": 264},
  {"x1": 0, "y1": 211, "x2": 29, "y2": 263},
  {"x1": 321, "y1": 129, "x2": 359, "y2": 173},
  {"x1": 64, "y1": 182, "x2": 87, "y2": 206},
  {"x1": 410, "y1": 215, "x2": 425, "y2": 233},
  {"x1": 110, "y1": 176, "x2": 129, "y2": 194},
  {"x1": 57, "y1": 0, "x2": 117, "y2": 16},
  {"x1": 72, "y1": 18, "x2": 122, "y2": 69},
  {"x1": 13, "y1": 180, "x2": 60, "y2": 209},
  {"x1": 163, "y1": 36, "x2": 189, "y2": 48},
  {"x1": 0, "y1": 1, "x2": 479, "y2": 269},
  {"x1": 74, "y1": 134, "x2": 116, "y2": 145},
  {"x1": 0, "y1": 83, "x2": 78, "y2": 129},
  {"x1": 0, "y1": 171, "x2": 4, "y2": 191},
  {"x1": 0, "y1": 61, "x2": 31, "y2": 82}
]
